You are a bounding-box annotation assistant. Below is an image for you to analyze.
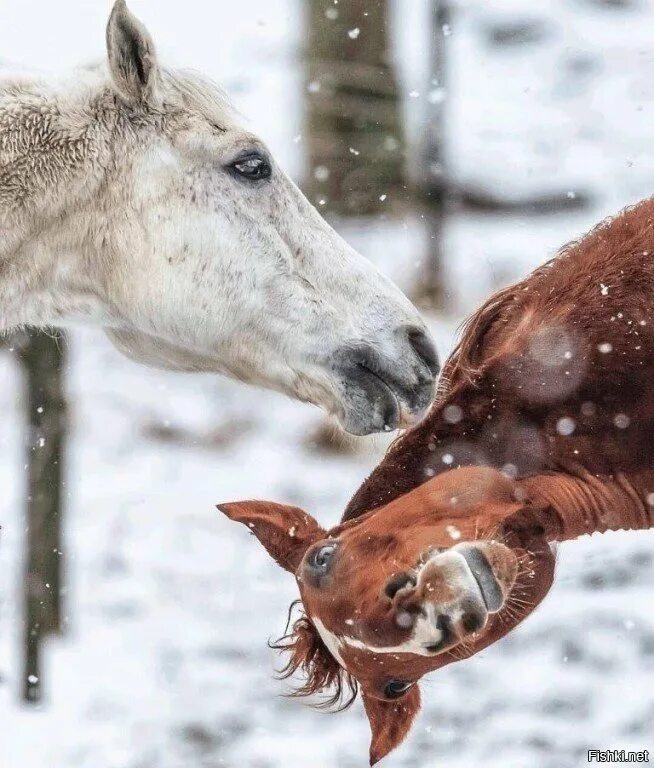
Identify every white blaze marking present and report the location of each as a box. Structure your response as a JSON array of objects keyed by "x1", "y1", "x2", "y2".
[
  {"x1": 313, "y1": 618, "x2": 347, "y2": 668},
  {"x1": 341, "y1": 604, "x2": 444, "y2": 657}
]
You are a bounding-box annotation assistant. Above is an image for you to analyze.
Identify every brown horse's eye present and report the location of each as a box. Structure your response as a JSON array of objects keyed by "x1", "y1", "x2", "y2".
[
  {"x1": 309, "y1": 544, "x2": 337, "y2": 571},
  {"x1": 383, "y1": 680, "x2": 413, "y2": 700}
]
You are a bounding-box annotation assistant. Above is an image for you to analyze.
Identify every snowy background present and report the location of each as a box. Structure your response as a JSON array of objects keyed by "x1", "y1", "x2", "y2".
[{"x1": 2, "y1": 0, "x2": 654, "y2": 765}]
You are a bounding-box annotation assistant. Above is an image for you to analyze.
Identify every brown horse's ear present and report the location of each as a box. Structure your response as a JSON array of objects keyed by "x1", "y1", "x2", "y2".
[
  {"x1": 217, "y1": 500, "x2": 325, "y2": 573},
  {"x1": 362, "y1": 686, "x2": 421, "y2": 766}
]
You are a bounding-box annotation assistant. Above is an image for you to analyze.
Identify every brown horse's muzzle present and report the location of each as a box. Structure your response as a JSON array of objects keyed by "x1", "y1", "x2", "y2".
[{"x1": 390, "y1": 542, "x2": 519, "y2": 653}]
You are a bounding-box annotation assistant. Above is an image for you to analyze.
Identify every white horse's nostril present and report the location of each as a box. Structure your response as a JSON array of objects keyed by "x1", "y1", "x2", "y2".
[
  {"x1": 333, "y1": 337, "x2": 438, "y2": 435},
  {"x1": 406, "y1": 325, "x2": 440, "y2": 378}
]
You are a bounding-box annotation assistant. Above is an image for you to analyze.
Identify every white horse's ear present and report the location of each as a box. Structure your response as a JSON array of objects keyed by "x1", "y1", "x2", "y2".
[{"x1": 106, "y1": 0, "x2": 160, "y2": 104}]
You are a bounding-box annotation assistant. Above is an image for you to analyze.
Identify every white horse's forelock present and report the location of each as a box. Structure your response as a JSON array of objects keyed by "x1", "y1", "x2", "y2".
[{"x1": 161, "y1": 68, "x2": 236, "y2": 127}]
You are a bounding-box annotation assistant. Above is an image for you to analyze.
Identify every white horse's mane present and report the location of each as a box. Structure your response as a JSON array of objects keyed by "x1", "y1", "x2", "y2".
[{"x1": 0, "y1": 58, "x2": 235, "y2": 128}]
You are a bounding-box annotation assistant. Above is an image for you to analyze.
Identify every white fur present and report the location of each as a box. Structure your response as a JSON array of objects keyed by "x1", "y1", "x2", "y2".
[
  {"x1": 341, "y1": 604, "x2": 448, "y2": 658},
  {"x1": 313, "y1": 618, "x2": 347, "y2": 668},
  {"x1": 0, "y1": 4, "x2": 430, "y2": 432}
]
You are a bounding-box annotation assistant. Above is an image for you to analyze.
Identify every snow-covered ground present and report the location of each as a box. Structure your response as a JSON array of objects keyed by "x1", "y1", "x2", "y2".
[{"x1": 2, "y1": 0, "x2": 654, "y2": 765}]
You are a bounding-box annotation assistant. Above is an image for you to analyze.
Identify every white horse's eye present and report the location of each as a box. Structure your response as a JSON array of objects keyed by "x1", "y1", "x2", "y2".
[{"x1": 229, "y1": 152, "x2": 272, "y2": 181}]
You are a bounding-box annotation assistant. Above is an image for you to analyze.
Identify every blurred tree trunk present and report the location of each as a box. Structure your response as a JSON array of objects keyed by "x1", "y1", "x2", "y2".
[
  {"x1": 414, "y1": 0, "x2": 450, "y2": 309},
  {"x1": 304, "y1": 0, "x2": 407, "y2": 450},
  {"x1": 15, "y1": 330, "x2": 68, "y2": 703},
  {"x1": 305, "y1": 0, "x2": 406, "y2": 215}
]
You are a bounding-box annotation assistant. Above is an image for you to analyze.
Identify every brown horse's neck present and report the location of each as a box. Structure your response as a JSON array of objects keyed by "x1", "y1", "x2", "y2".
[
  {"x1": 345, "y1": 198, "x2": 654, "y2": 523},
  {"x1": 519, "y1": 468, "x2": 654, "y2": 542}
]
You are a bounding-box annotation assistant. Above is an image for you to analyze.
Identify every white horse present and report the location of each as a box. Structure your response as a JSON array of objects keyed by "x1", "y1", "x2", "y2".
[{"x1": 0, "y1": 1, "x2": 438, "y2": 436}]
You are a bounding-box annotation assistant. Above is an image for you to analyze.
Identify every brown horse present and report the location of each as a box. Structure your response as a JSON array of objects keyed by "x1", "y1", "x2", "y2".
[{"x1": 219, "y1": 198, "x2": 654, "y2": 764}]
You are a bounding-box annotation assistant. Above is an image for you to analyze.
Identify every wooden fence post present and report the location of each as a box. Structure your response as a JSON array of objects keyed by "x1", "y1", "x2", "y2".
[
  {"x1": 14, "y1": 329, "x2": 68, "y2": 703},
  {"x1": 415, "y1": 0, "x2": 450, "y2": 309}
]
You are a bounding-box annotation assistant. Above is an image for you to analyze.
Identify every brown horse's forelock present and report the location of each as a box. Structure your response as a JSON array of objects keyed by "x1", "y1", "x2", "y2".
[{"x1": 269, "y1": 601, "x2": 358, "y2": 712}]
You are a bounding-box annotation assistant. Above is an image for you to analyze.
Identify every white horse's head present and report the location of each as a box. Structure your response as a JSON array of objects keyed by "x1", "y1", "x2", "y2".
[{"x1": 4, "y1": 1, "x2": 439, "y2": 435}]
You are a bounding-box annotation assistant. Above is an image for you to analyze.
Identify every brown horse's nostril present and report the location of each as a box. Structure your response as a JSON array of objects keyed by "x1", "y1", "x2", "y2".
[
  {"x1": 406, "y1": 326, "x2": 440, "y2": 377},
  {"x1": 384, "y1": 571, "x2": 417, "y2": 599},
  {"x1": 461, "y1": 611, "x2": 485, "y2": 634}
]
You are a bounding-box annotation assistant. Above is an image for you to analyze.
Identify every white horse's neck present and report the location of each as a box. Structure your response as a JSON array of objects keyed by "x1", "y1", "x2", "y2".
[
  {"x1": 0, "y1": 226, "x2": 111, "y2": 333},
  {"x1": 0, "y1": 66, "x2": 114, "y2": 333}
]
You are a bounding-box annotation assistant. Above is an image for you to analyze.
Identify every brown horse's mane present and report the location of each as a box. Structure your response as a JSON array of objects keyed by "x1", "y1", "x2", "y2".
[
  {"x1": 269, "y1": 601, "x2": 358, "y2": 711},
  {"x1": 437, "y1": 200, "x2": 647, "y2": 395}
]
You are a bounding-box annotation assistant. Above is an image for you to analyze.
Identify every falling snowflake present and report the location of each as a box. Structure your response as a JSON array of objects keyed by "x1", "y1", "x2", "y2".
[
  {"x1": 443, "y1": 404, "x2": 463, "y2": 424},
  {"x1": 384, "y1": 136, "x2": 400, "y2": 151},
  {"x1": 396, "y1": 611, "x2": 414, "y2": 628},
  {"x1": 600, "y1": 283, "x2": 609, "y2": 296},
  {"x1": 581, "y1": 401, "x2": 596, "y2": 417},
  {"x1": 348, "y1": 27, "x2": 360, "y2": 39},
  {"x1": 613, "y1": 413, "x2": 630, "y2": 429},
  {"x1": 445, "y1": 524, "x2": 461, "y2": 540},
  {"x1": 556, "y1": 417, "x2": 575, "y2": 436},
  {"x1": 428, "y1": 87, "x2": 446, "y2": 104}
]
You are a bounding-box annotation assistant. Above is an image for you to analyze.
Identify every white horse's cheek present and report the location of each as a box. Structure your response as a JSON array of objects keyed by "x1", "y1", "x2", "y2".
[{"x1": 118, "y1": 145, "x2": 422, "y2": 392}]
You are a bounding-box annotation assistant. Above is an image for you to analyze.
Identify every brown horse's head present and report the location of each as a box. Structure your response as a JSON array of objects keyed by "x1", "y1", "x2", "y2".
[{"x1": 218, "y1": 465, "x2": 557, "y2": 764}]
